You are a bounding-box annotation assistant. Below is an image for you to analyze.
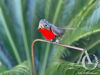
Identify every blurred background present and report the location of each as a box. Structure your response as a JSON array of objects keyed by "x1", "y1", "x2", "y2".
[{"x1": 0, "y1": 0, "x2": 100, "y2": 75}]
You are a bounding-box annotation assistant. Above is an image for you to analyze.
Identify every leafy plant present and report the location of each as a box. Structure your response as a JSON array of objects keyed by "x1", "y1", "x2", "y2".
[
  {"x1": 0, "y1": 0, "x2": 100, "y2": 75},
  {"x1": 0, "y1": 62, "x2": 30, "y2": 75}
]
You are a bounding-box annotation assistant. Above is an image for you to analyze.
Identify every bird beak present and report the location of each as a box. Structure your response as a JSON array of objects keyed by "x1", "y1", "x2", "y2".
[{"x1": 38, "y1": 24, "x2": 44, "y2": 29}]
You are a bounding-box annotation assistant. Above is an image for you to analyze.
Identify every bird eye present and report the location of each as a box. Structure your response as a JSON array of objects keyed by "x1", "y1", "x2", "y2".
[{"x1": 45, "y1": 24, "x2": 47, "y2": 26}]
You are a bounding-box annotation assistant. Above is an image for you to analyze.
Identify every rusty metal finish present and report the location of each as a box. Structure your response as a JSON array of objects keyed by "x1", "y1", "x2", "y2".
[{"x1": 32, "y1": 39, "x2": 84, "y2": 75}]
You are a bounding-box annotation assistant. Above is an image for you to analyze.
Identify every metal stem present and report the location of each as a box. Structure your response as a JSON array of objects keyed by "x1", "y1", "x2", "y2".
[{"x1": 32, "y1": 39, "x2": 84, "y2": 75}]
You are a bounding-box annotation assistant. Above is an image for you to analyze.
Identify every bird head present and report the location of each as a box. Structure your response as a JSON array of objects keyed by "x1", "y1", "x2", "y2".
[{"x1": 38, "y1": 19, "x2": 51, "y2": 30}]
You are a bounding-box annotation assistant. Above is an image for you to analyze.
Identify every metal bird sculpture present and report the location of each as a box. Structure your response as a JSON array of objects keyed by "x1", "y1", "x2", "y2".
[{"x1": 38, "y1": 19, "x2": 73, "y2": 43}]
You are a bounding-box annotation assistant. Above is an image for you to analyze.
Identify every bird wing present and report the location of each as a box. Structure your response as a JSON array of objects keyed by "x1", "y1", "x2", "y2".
[{"x1": 50, "y1": 25, "x2": 65, "y2": 37}]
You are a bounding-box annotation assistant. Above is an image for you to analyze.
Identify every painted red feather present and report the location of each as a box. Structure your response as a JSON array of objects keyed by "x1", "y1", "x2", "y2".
[{"x1": 39, "y1": 28, "x2": 55, "y2": 40}]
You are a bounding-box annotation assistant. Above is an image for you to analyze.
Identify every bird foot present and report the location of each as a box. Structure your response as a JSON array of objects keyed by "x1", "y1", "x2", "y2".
[{"x1": 55, "y1": 39, "x2": 59, "y2": 44}]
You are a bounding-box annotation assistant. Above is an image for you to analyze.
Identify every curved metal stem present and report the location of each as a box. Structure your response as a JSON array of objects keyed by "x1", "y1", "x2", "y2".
[{"x1": 32, "y1": 39, "x2": 84, "y2": 75}]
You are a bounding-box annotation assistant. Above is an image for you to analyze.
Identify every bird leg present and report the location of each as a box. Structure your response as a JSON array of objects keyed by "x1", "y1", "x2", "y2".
[
  {"x1": 54, "y1": 36, "x2": 60, "y2": 43},
  {"x1": 47, "y1": 39, "x2": 59, "y2": 44},
  {"x1": 55, "y1": 39, "x2": 59, "y2": 44}
]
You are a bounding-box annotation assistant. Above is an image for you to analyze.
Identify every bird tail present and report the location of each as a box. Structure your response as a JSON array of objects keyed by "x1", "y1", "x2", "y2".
[{"x1": 61, "y1": 26, "x2": 76, "y2": 30}]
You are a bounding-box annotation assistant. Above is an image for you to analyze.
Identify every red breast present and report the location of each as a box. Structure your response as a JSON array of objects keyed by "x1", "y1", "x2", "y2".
[{"x1": 39, "y1": 28, "x2": 55, "y2": 40}]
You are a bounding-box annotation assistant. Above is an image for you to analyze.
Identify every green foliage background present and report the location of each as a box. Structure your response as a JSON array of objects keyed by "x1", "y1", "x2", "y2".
[{"x1": 0, "y1": 0, "x2": 100, "y2": 75}]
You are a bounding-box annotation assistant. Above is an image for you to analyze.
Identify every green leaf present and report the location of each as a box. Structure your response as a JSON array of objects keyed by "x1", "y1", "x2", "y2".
[
  {"x1": 46, "y1": 61, "x2": 100, "y2": 75},
  {"x1": 0, "y1": 8, "x2": 21, "y2": 64},
  {"x1": 0, "y1": 62, "x2": 30, "y2": 75},
  {"x1": 0, "y1": 66, "x2": 8, "y2": 73},
  {"x1": 54, "y1": 0, "x2": 100, "y2": 60}
]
